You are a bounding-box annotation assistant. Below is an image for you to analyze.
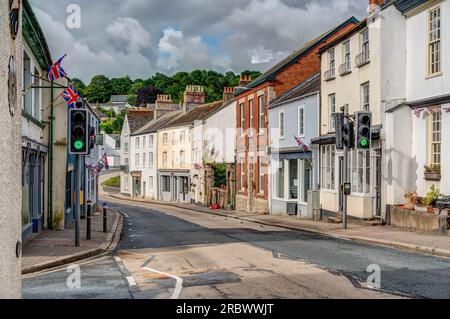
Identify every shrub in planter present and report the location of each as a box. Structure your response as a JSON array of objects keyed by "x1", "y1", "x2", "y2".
[{"x1": 424, "y1": 164, "x2": 441, "y2": 181}]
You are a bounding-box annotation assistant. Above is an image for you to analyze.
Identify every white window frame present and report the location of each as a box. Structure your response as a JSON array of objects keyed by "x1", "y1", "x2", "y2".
[
  {"x1": 136, "y1": 137, "x2": 140, "y2": 149},
  {"x1": 150, "y1": 135, "x2": 154, "y2": 147},
  {"x1": 143, "y1": 136, "x2": 147, "y2": 148},
  {"x1": 172, "y1": 132, "x2": 176, "y2": 145},
  {"x1": 240, "y1": 156, "x2": 245, "y2": 191},
  {"x1": 328, "y1": 49, "x2": 336, "y2": 76},
  {"x1": 430, "y1": 108, "x2": 442, "y2": 165},
  {"x1": 258, "y1": 95, "x2": 265, "y2": 134},
  {"x1": 349, "y1": 149, "x2": 371, "y2": 195},
  {"x1": 149, "y1": 176, "x2": 154, "y2": 190},
  {"x1": 361, "y1": 82, "x2": 370, "y2": 111},
  {"x1": 298, "y1": 106, "x2": 305, "y2": 137},
  {"x1": 361, "y1": 28, "x2": 370, "y2": 61},
  {"x1": 258, "y1": 158, "x2": 265, "y2": 194},
  {"x1": 135, "y1": 153, "x2": 140, "y2": 168},
  {"x1": 163, "y1": 133, "x2": 168, "y2": 146},
  {"x1": 321, "y1": 145, "x2": 336, "y2": 191},
  {"x1": 180, "y1": 150, "x2": 186, "y2": 165},
  {"x1": 149, "y1": 152, "x2": 154, "y2": 168},
  {"x1": 249, "y1": 99, "x2": 254, "y2": 137},
  {"x1": 428, "y1": 5, "x2": 442, "y2": 76},
  {"x1": 279, "y1": 110, "x2": 285, "y2": 140},
  {"x1": 142, "y1": 153, "x2": 146, "y2": 168},
  {"x1": 162, "y1": 152, "x2": 168, "y2": 168},
  {"x1": 180, "y1": 130, "x2": 186, "y2": 143},
  {"x1": 328, "y1": 94, "x2": 336, "y2": 132},
  {"x1": 343, "y1": 40, "x2": 351, "y2": 71},
  {"x1": 240, "y1": 103, "x2": 245, "y2": 138}
]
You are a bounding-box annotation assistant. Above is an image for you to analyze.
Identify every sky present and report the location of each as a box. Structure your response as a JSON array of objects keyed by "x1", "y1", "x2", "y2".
[{"x1": 31, "y1": 0, "x2": 368, "y2": 83}]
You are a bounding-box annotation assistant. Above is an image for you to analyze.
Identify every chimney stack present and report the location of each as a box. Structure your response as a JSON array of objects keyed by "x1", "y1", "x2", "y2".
[
  {"x1": 369, "y1": 0, "x2": 384, "y2": 14},
  {"x1": 155, "y1": 95, "x2": 176, "y2": 119},
  {"x1": 238, "y1": 75, "x2": 252, "y2": 87},
  {"x1": 183, "y1": 85, "x2": 205, "y2": 113},
  {"x1": 223, "y1": 87, "x2": 236, "y2": 103}
]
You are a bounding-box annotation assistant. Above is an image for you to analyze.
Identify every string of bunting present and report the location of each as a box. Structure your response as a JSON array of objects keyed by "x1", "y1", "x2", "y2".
[{"x1": 414, "y1": 106, "x2": 450, "y2": 117}]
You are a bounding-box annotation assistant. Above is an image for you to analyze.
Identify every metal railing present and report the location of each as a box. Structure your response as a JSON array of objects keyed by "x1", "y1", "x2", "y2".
[
  {"x1": 356, "y1": 50, "x2": 370, "y2": 67},
  {"x1": 324, "y1": 69, "x2": 336, "y2": 81},
  {"x1": 339, "y1": 62, "x2": 351, "y2": 76}
]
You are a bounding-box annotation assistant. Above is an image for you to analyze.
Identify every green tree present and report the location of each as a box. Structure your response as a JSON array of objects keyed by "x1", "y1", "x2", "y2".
[
  {"x1": 84, "y1": 75, "x2": 112, "y2": 103},
  {"x1": 72, "y1": 78, "x2": 86, "y2": 96},
  {"x1": 110, "y1": 76, "x2": 133, "y2": 95}
]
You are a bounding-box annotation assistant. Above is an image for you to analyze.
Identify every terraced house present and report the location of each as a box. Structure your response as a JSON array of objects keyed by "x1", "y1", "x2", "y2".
[{"x1": 234, "y1": 17, "x2": 359, "y2": 214}]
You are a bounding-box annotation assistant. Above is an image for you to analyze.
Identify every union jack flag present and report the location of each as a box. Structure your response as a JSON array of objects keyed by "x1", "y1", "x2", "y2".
[
  {"x1": 46, "y1": 55, "x2": 67, "y2": 81},
  {"x1": 294, "y1": 135, "x2": 309, "y2": 152},
  {"x1": 62, "y1": 83, "x2": 79, "y2": 109}
]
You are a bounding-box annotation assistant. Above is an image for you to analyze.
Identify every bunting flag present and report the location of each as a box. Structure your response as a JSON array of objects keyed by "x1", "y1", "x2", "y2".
[
  {"x1": 413, "y1": 108, "x2": 425, "y2": 117},
  {"x1": 62, "y1": 83, "x2": 79, "y2": 109},
  {"x1": 46, "y1": 54, "x2": 67, "y2": 81},
  {"x1": 86, "y1": 154, "x2": 110, "y2": 176},
  {"x1": 294, "y1": 135, "x2": 309, "y2": 152}
]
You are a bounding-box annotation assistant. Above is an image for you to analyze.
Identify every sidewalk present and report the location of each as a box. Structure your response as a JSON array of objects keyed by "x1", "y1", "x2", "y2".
[
  {"x1": 22, "y1": 208, "x2": 123, "y2": 275},
  {"x1": 107, "y1": 193, "x2": 450, "y2": 259}
]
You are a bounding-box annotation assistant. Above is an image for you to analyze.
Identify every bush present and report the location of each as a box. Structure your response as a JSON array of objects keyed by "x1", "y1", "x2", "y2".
[{"x1": 103, "y1": 176, "x2": 120, "y2": 188}]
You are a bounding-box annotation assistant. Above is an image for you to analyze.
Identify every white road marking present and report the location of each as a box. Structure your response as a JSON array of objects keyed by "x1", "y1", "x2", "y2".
[
  {"x1": 126, "y1": 276, "x2": 137, "y2": 286},
  {"x1": 143, "y1": 266, "x2": 183, "y2": 299}
]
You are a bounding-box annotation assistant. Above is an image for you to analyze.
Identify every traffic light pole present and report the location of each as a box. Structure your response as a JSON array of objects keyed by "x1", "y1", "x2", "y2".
[
  {"x1": 75, "y1": 154, "x2": 82, "y2": 247},
  {"x1": 342, "y1": 104, "x2": 349, "y2": 230}
]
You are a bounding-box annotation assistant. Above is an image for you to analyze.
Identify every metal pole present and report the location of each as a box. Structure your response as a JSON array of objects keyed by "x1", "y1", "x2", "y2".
[
  {"x1": 103, "y1": 203, "x2": 108, "y2": 233},
  {"x1": 86, "y1": 200, "x2": 92, "y2": 240},
  {"x1": 75, "y1": 154, "x2": 81, "y2": 247},
  {"x1": 47, "y1": 80, "x2": 54, "y2": 230},
  {"x1": 343, "y1": 104, "x2": 349, "y2": 230}
]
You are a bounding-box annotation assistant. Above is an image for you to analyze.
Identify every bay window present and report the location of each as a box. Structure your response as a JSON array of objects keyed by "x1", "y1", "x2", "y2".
[{"x1": 349, "y1": 149, "x2": 371, "y2": 194}]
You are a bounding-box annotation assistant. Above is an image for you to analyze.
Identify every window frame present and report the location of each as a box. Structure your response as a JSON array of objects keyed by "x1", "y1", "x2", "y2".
[
  {"x1": 361, "y1": 82, "x2": 370, "y2": 111},
  {"x1": 240, "y1": 156, "x2": 246, "y2": 191},
  {"x1": 240, "y1": 103, "x2": 245, "y2": 138},
  {"x1": 429, "y1": 108, "x2": 442, "y2": 165},
  {"x1": 343, "y1": 40, "x2": 351, "y2": 71},
  {"x1": 249, "y1": 99, "x2": 254, "y2": 136},
  {"x1": 321, "y1": 145, "x2": 336, "y2": 191},
  {"x1": 328, "y1": 48, "x2": 336, "y2": 76},
  {"x1": 428, "y1": 5, "x2": 442, "y2": 77},
  {"x1": 361, "y1": 28, "x2": 370, "y2": 60},
  {"x1": 258, "y1": 158, "x2": 265, "y2": 194},
  {"x1": 258, "y1": 95, "x2": 265, "y2": 134},
  {"x1": 328, "y1": 94, "x2": 336, "y2": 132},
  {"x1": 298, "y1": 106, "x2": 305, "y2": 137},
  {"x1": 349, "y1": 149, "x2": 371, "y2": 195},
  {"x1": 163, "y1": 133, "x2": 168, "y2": 146},
  {"x1": 279, "y1": 110, "x2": 285, "y2": 140}
]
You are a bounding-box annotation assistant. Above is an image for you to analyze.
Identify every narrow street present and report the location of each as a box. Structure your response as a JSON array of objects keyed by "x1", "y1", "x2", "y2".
[{"x1": 23, "y1": 196, "x2": 450, "y2": 299}]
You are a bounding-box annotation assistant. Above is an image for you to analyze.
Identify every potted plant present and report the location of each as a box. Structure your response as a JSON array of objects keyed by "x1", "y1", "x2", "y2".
[
  {"x1": 404, "y1": 192, "x2": 418, "y2": 210},
  {"x1": 424, "y1": 164, "x2": 441, "y2": 181},
  {"x1": 421, "y1": 185, "x2": 440, "y2": 214}
]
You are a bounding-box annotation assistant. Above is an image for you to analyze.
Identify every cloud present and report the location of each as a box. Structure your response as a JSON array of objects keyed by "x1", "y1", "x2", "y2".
[
  {"x1": 106, "y1": 17, "x2": 151, "y2": 53},
  {"x1": 157, "y1": 27, "x2": 231, "y2": 73},
  {"x1": 30, "y1": 0, "x2": 367, "y2": 82}
]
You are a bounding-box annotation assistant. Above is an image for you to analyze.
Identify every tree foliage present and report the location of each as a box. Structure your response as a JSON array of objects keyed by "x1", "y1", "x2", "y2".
[{"x1": 82, "y1": 70, "x2": 262, "y2": 105}]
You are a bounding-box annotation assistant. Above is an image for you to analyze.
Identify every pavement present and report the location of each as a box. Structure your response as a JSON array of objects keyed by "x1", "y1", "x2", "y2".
[
  {"x1": 21, "y1": 207, "x2": 123, "y2": 275},
  {"x1": 106, "y1": 193, "x2": 450, "y2": 260}
]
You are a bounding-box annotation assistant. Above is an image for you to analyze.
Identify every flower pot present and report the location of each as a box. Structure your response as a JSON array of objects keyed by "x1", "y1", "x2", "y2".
[
  {"x1": 424, "y1": 172, "x2": 441, "y2": 181},
  {"x1": 414, "y1": 205, "x2": 428, "y2": 213}
]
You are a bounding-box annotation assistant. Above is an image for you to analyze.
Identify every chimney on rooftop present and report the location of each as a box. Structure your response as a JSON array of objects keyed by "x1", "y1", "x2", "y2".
[
  {"x1": 238, "y1": 75, "x2": 252, "y2": 87},
  {"x1": 155, "y1": 94, "x2": 176, "y2": 119},
  {"x1": 223, "y1": 87, "x2": 236, "y2": 103},
  {"x1": 183, "y1": 85, "x2": 205, "y2": 113},
  {"x1": 369, "y1": 0, "x2": 384, "y2": 14}
]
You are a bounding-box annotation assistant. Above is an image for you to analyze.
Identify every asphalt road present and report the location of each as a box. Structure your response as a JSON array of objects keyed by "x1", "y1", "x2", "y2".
[{"x1": 23, "y1": 199, "x2": 450, "y2": 299}]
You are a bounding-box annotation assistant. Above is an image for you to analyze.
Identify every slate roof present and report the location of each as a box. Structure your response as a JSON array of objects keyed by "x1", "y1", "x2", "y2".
[
  {"x1": 393, "y1": 0, "x2": 428, "y2": 14},
  {"x1": 132, "y1": 111, "x2": 183, "y2": 136},
  {"x1": 111, "y1": 95, "x2": 128, "y2": 103},
  {"x1": 235, "y1": 16, "x2": 359, "y2": 95},
  {"x1": 270, "y1": 73, "x2": 321, "y2": 108},
  {"x1": 126, "y1": 110, "x2": 154, "y2": 133},
  {"x1": 162, "y1": 100, "x2": 224, "y2": 129},
  {"x1": 318, "y1": 19, "x2": 368, "y2": 55}
]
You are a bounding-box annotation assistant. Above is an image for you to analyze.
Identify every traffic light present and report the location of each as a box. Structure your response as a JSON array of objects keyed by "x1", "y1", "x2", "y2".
[
  {"x1": 334, "y1": 113, "x2": 345, "y2": 150},
  {"x1": 69, "y1": 109, "x2": 89, "y2": 155},
  {"x1": 343, "y1": 122, "x2": 355, "y2": 149},
  {"x1": 355, "y1": 111, "x2": 372, "y2": 150}
]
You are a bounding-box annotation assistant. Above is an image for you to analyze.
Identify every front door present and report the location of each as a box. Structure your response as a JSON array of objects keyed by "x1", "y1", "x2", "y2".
[
  {"x1": 143, "y1": 182, "x2": 146, "y2": 199},
  {"x1": 133, "y1": 177, "x2": 141, "y2": 198}
]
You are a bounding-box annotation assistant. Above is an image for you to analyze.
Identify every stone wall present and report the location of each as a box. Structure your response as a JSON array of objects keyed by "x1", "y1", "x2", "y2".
[
  {"x1": 0, "y1": 0, "x2": 23, "y2": 298},
  {"x1": 390, "y1": 207, "x2": 449, "y2": 236}
]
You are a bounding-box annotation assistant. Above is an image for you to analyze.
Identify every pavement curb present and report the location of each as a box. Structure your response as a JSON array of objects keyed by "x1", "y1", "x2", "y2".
[
  {"x1": 22, "y1": 211, "x2": 124, "y2": 275},
  {"x1": 106, "y1": 193, "x2": 450, "y2": 260}
]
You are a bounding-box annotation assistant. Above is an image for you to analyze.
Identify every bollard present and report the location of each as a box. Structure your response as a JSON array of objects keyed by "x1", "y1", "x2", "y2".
[
  {"x1": 103, "y1": 203, "x2": 108, "y2": 233},
  {"x1": 86, "y1": 200, "x2": 92, "y2": 240}
]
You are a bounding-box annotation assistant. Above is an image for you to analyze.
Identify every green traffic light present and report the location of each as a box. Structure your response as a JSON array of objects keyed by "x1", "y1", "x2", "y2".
[
  {"x1": 74, "y1": 140, "x2": 85, "y2": 150},
  {"x1": 360, "y1": 138, "x2": 369, "y2": 148}
]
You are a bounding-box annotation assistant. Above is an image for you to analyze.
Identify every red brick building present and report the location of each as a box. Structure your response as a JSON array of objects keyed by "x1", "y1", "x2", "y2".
[{"x1": 235, "y1": 17, "x2": 359, "y2": 213}]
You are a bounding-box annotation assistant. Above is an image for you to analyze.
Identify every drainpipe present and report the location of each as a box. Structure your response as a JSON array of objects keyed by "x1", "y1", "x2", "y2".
[
  {"x1": 233, "y1": 154, "x2": 237, "y2": 210},
  {"x1": 47, "y1": 80, "x2": 54, "y2": 230}
]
